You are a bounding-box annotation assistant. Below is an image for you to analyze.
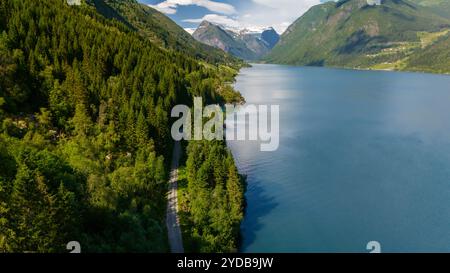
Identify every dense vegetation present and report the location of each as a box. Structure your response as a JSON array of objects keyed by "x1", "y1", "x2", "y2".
[
  {"x1": 87, "y1": 0, "x2": 241, "y2": 66},
  {"x1": 179, "y1": 141, "x2": 245, "y2": 253},
  {"x1": 265, "y1": 0, "x2": 450, "y2": 73},
  {"x1": 0, "y1": 0, "x2": 244, "y2": 252},
  {"x1": 405, "y1": 31, "x2": 450, "y2": 73}
]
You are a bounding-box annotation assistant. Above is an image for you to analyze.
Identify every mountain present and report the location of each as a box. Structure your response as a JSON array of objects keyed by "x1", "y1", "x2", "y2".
[
  {"x1": 193, "y1": 21, "x2": 279, "y2": 60},
  {"x1": 86, "y1": 0, "x2": 240, "y2": 65},
  {"x1": 261, "y1": 27, "x2": 281, "y2": 48},
  {"x1": 193, "y1": 21, "x2": 257, "y2": 60},
  {"x1": 265, "y1": 0, "x2": 450, "y2": 72}
]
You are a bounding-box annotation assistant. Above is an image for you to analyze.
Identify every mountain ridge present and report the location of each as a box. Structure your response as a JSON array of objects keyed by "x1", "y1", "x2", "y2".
[
  {"x1": 192, "y1": 20, "x2": 280, "y2": 61},
  {"x1": 265, "y1": 0, "x2": 450, "y2": 73},
  {"x1": 86, "y1": 0, "x2": 241, "y2": 65}
]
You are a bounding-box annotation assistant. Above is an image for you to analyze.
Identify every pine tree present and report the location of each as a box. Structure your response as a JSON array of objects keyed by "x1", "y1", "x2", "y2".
[
  {"x1": 135, "y1": 109, "x2": 149, "y2": 146},
  {"x1": 72, "y1": 103, "x2": 92, "y2": 137},
  {"x1": 0, "y1": 0, "x2": 244, "y2": 253},
  {"x1": 226, "y1": 165, "x2": 244, "y2": 223},
  {"x1": 8, "y1": 166, "x2": 56, "y2": 252}
]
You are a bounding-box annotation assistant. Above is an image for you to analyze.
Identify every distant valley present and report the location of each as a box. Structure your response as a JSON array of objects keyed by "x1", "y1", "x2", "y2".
[
  {"x1": 192, "y1": 21, "x2": 280, "y2": 61},
  {"x1": 188, "y1": 0, "x2": 450, "y2": 74}
]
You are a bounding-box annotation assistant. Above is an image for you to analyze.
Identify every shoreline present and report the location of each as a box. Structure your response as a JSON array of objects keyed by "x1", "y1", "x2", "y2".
[
  {"x1": 174, "y1": 63, "x2": 248, "y2": 253},
  {"x1": 255, "y1": 61, "x2": 450, "y2": 76}
]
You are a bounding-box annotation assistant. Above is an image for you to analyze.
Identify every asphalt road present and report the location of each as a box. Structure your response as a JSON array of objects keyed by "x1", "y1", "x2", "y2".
[{"x1": 166, "y1": 141, "x2": 184, "y2": 253}]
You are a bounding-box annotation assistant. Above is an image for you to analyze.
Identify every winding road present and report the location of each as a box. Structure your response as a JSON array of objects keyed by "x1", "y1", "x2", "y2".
[{"x1": 166, "y1": 141, "x2": 184, "y2": 253}]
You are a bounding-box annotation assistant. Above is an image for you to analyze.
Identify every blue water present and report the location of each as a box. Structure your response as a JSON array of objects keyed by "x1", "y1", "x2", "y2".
[{"x1": 226, "y1": 64, "x2": 450, "y2": 253}]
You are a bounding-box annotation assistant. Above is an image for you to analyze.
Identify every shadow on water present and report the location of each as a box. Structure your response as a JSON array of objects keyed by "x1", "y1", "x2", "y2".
[{"x1": 239, "y1": 181, "x2": 278, "y2": 252}]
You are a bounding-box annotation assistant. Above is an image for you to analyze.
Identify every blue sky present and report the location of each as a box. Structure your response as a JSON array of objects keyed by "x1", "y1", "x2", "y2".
[{"x1": 140, "y1": 0, "x2": 325, "y2": 34}]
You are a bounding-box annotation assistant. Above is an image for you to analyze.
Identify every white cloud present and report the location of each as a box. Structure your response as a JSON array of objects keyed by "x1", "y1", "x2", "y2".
[
  {"x1": 150, "y1": 0, "x2": 236, "y2": 15},
  {"x1": 150, "y1": 1, "x2": 177, "y2": 14},
  {"x1": 184, "y1": 28, "x2": 197, "y2": 34},
  {"x1": 241, "y1": 0, "x2": 321, "y2": 33},
  {"x1": 153, "y1": 0, "x2": 324, "y2": 34},
  {"x1": 252, "y1": 0, "x2": 320, "y2": 9},
  {"x1": 183, "y1": 14, "x2": 240, "y2": 29}
]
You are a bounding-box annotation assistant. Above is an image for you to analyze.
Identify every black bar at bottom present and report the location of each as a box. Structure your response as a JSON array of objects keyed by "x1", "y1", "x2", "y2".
[{"x1": 0, "y1": 253, "x2": 445, "y2": 272}]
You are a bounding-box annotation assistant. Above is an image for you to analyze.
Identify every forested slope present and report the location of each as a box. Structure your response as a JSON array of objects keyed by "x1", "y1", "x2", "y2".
[
  {"x1": 265, "y1": 0, "x2": 450, "y2": 72},
  {"x1": 0, "y1": 0, "x2": 244, "y2": 253},
  {"x1": 88, "y1": 0, "x2": 241, "y2": 65}
]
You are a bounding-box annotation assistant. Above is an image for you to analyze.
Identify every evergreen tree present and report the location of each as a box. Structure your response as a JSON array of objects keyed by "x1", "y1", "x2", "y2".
[{"x1": 0, "y1": 0, "x2": 244, "y2": 253}]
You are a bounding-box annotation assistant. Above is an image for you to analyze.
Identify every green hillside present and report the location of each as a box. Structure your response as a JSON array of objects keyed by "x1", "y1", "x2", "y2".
[
  {"x1": 265, "y1": 0, "x2": 450, "y2": 72},
  {"x1": 0, "y1": 0, "x2": 244, "y2": 253},
  {"x1": 410, "y1": 0, "x2": 450, "y2": 18},
  {"x1": 405, "y1": 32, "x2": 450, "y2": 73},
  {"x1": 88, "y1": 0, "x2": 240, "y2": 66}
]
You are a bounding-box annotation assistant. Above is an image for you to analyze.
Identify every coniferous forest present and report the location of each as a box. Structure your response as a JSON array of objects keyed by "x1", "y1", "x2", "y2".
[
  {"x1": 0, "y1": 0, "x2": 245, "y2": 253},
  {"x1": 179, "y1": 141, "x2": 245, "y2": 252}
]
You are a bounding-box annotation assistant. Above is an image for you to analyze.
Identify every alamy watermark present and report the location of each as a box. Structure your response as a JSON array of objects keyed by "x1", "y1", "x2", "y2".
[{"x1": 171, "y1": 97, "x2": 280, "y2": 152}]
